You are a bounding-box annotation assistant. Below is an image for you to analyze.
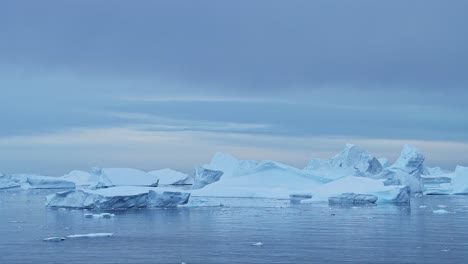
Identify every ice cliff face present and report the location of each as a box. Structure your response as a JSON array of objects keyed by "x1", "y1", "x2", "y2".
[
  {"x1": 45, "y1": 187, "x2": 190, "y2": 209},
  {"x1": 304, "y1": 144, "x2": 383, "y2": 180}
]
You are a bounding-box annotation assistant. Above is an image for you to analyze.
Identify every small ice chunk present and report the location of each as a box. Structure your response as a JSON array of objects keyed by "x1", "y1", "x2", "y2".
[
  {"x1": 43, "y1": 237, "x2": 65, "y2": 242},
  {"x1": 67, "y1": 233, "x2": 113, "y2": 238},
  {"x1": 252, "y1": 242, "x2": 264, "y2": 246},
  {"x1": 84, "y1": 213, "x2": 115, "y2": 219},
  {"x1": 433, "y1": 209, "x2": 453, "y2": 215},
  {"x1": 419, "y1": 205, "x2": 427, "y2": 208},
  {"x1": 437, "y1": 205, "x2": 447, "y2": 208}
]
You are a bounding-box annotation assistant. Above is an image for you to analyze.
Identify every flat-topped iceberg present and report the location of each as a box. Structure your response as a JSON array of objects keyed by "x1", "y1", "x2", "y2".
[
  {"x1": 45, "y1": 186, "x2": 190, "y2": 209},
  {"x1": 309, "y1": 176, "x2": 410, "y2": 203},
  {"x1": 1, "y1": 173, "x2": 75, "y2": 190}
]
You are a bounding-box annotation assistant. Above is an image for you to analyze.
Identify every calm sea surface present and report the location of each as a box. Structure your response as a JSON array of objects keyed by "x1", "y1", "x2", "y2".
[{"x1": 1, "y1": 190, "x2": 468, "y2": 264}]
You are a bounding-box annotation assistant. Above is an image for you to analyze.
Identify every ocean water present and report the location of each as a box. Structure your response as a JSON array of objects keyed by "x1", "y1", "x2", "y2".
[{"x1": 1, "y1": 190, "x2": 468, "y2": 264}]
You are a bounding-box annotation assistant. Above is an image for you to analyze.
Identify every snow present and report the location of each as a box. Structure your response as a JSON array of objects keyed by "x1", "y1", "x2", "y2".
[
  {"x1": 67, "y1": 233, "x2": 113, "y2": 238},
  {"x1": 308, "y1": 176, "x2": 411, "y2": 203},
  {"x1": 328, "y1": 193, "x2": 378, "y2": 205},
  {"x1": 148, "y1": 168, "x2": 189, "y2": 185},
  {"x1": 304, "y1": 144, "x2": 383, "y2": 180},
  {"x1": 45, "y1": 186, "x2": 190, "y2": 209}
]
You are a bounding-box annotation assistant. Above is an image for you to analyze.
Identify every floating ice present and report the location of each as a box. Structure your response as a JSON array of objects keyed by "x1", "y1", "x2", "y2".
[
  {"x1": 67, "y1": 233, "x2": 113, "y2": 238},
  {"x1": 433, "y1": 209, "x2": 453, "y2": 215},
  {"x1": 84, "y1": 213, "x2": 115, "y2": 219},
  {"x1": 252, "y1": 242, "x2": 264, "y2": 246},
  {"x1": 46, "y1": 187, "x2": 190, "y2": 209},
  {"x1": 43, "y1": 237, "x2": 65, "y2": 242},
  {"x1": 328, "y1": 193, "x2": 378, "y2": 205}
]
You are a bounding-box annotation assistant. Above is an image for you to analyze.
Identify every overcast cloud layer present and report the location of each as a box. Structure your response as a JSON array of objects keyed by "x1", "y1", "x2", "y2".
[{"x1": 1, "y1": 1, "x2": 467, "y2": 175}]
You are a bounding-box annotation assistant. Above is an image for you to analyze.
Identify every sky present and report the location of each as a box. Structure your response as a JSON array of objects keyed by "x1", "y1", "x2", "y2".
[{"x1": 1, "y1": 0, "x2": 467, "y2": 175}]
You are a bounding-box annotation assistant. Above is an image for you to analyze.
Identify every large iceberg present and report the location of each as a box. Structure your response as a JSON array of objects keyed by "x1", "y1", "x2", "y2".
[
  {"x1": 303, "y1": 144, "x2": 383, "y2": 180},
  {"x1": 192, "y1": 154, "x2": 329, "y2": 199},
  {"x1": 61, "y1": 170, "x2": 94, "y2": 186},
  {"x1": 46, "y1": 186, "x2": 190, "y2": 209}
]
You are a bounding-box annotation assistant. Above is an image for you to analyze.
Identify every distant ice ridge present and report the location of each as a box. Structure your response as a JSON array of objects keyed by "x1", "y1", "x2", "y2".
[
  {"x1": 62, "y1": 167, "x2": 191, "y2": 187},
  {"x1": 45, "y1": 186, "x2": 190, "y2": 209},
  {"x1": 0, "y1": 173, "x2": 75, "y2": 190},
  {"x1": 303, "y1": 144, "x2": 426, "y2": 193}
]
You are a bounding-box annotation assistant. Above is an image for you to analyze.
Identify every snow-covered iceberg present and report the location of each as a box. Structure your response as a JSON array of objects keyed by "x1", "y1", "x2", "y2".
[
  {"x1": 450, "y1": 166, "x2": 468, "y2": 195},
  {"x1": 45, "y1": 186, "x2": 190, "y2": 209},
  {"x1": 61, "y1": 167, "x2": 160, "y2": 188},
  {"x1": 148, "y1": 168, "x2": 190, "y2": 185},
  {"x1": 1, "y1": 173, "x2": 75, "y2": 190},
  {"x1": 192, "y1": 154, "x2": 329, "y2": 199},
  {"x1": 61, "y1": 170, "x2": 93, "y2": 186},
  {"x1": 176, "y1": 167, "x2": 223, "y2": 190},
  {"x1": 0, "y1": 173, "x2": 21, "y2": 189},
  {"x1": 303, "y1": 144, "x2": 383, "y2": 180},
  {"x1": 378, "y1": 145, "x2": 425, "y2": 193},
  {"x1": 309, "y1": 176, "x2": 410, "y2": 204}
]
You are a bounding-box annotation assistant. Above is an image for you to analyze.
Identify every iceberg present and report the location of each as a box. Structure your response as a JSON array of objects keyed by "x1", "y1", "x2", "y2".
[
  {"x1": 43, "y1": 237, "x2": 65, "y2": 242},
  {"x1": 450, "y1": 166, "x2": 468, "y2": 195},
  {"x1": 148, "y1": 168, "x2": 190, "y2": 185},
  {"x1": 379, "y1": 145, "x2": 425, "y2": 193},
  {"x1": 67, "y1": 233, "x2": 113, "y2": 238},
  {"x1": 328, "y1": 193, "x2": 378, "y2": 205},
  {"x1": 192, "y1": 161, "x2": 328, "y2": 199},
  {"x1": 62, "y1": 167, "x2": 160, "y2": 188},
  {"x1": 0, "y1": 173, "x2": 21, "y2": 190},
  {"x1": 0, "y1": 174, "x2": 75, "y2": 190},
  {"x1": 303, "y1": 144, "x2": 383, "y2": 180},
  {"x1": 45, "y1": 186, "x2": 190, "y2": 209},
  {"x1": 101, "y1": 168, "x2": 159, "y2": 186},
  {"x1": 309, "y1": 176, "x2": 410, "y2": 204}
]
